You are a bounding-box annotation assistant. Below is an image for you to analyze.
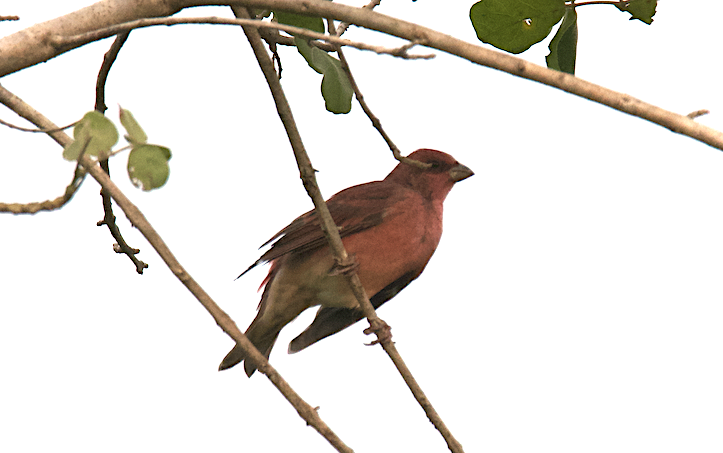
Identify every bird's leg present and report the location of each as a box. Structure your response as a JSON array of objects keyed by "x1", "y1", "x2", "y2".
[
  {"x1": 328, "y1": 255, "x2": 359, "y2": 276},
  {"x1": 364, "y1": 319, "x2": 393, "y2": 346}
]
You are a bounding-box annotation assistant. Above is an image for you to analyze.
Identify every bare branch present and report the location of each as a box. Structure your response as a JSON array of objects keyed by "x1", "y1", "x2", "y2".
[
  {"x1": 572, "y1": 1, "x2": 631, "y2": 6},
  {"x1": 333, "y1": 43, "x2": 430, "y2": 169},
  {"x1": 50, "y1": 16, "x2": 433, "y2": 60},
  {"x1": 237, "y1": 0, "x2": 722, "y2": 150},
  {"x1": 3, "y1": 0, "x2": 715, "y2": 149},
  {"x1": 687, "y1": 109, "x2": 710, "y2": 119},
  {"x1": 0, "y1": 146, "x2": 87, "y2": 214},
  {"x1": 0, "y1": 83, "x2": 71, "y2": 148},
  {"x1": 232, "y1": 12, "x2": 358, "y2": 452},
  {"x1": 327, "y1": 16, "x2": 461, "y2": 449},
  {"x1": 96, "y1": 32, "x2": 130, "y2": 114},
  {"x1": 0, "y1": 81, "x2": 350, "y2": 452},
  {"x1": 335, "y1": 0, "x2": 381, "y2": 36},
  {"x1": 0, "y1": 15, "x2": 20, "y2": 22},
  {"x1": 0, "y1": 116, "x2": 76, "y2": 133}
]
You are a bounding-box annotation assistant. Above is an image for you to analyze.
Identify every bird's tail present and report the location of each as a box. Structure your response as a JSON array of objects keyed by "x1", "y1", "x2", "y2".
[{"x1": 218, "y1": 322, "x2": 280, "y2": 377}]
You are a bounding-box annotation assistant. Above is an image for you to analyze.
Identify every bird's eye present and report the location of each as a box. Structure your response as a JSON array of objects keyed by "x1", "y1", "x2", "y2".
[{"x1": 429, "y1": 162, "x2": 441, "y2": 169}]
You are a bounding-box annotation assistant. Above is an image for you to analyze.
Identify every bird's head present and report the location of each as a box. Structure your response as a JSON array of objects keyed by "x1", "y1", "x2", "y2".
[{"x1": 385, "y1": 149, "x2": 473, "y2": 202}]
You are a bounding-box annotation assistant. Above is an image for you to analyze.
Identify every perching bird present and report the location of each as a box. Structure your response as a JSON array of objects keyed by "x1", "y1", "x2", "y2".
[{"x1": 219, "y1": 149, "x2": 473, "y2": 376}]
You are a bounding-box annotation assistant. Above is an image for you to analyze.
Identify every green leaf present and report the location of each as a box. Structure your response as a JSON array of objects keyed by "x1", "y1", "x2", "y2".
[
  {"x1": 62, "y1": 139, "x2": 86, "y2": 162},
  {"x1": 470, "y1": 0, "x2": 566, "y2": 54},
  {"x1": 294, "y1": 37, "x2": 353, "y2": 114},
  {"x1": 127, "y1": 144, "x2": 172, "y2": 191},
  {"x1": 546, "y1": 7, "x2": 577, "y2": 74},
  {"x1": 615, "y1": 0, "x2": 657, "y2": 24},
  {"x1": 119, "y1": 107, "x2": 148, "y2": 146},
  {"x1": 274, "y1": 11, "x2": 324, "y2": 33},
  {"x1": 62, "y1": 111, "x2": 118, "y2": 161}
]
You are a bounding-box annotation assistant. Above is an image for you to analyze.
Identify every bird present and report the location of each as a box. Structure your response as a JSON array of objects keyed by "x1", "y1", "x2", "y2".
[{"x1": 219, "y1": 149, "x2": 473, "y2": 376}]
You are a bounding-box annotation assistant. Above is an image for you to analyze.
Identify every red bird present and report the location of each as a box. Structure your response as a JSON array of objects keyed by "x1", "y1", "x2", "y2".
[{"x1": 219, "y1": 149, "x2": 473, "y2": 376}]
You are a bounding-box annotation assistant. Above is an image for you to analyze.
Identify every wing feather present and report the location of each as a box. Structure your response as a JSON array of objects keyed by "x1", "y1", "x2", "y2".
[{"x1": 239, "y1": 180, "x2": 403, "y2": 277}]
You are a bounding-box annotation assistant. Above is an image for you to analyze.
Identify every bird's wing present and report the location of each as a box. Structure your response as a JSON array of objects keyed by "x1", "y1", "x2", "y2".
[
  {"x1": 239, "y1": 180, "x2": 404, "y2": 277},
  {"x1": 287, "y1": 268, "x2": 423, "y2": 353}
]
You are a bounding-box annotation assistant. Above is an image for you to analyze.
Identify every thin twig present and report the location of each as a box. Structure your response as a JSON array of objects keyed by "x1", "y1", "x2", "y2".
[
  {"x1": 335, "y1": 0, "x2": 381, "y2": 37},
  {"x1": 328, "y1": 25, "x2": 429, "y2": 169},
  {"x1": 0, "y1": 144, "x2": 87, "y2": 214},
  {"x1": 50, "y1": 16, "x2": 434, "y2": 60},
  {"x1": 571, "y1": 1, "x2": 630, "y2": 6},
  {"x1": 258, "y1": 30, "x2": 335, "y2": 51},
  {"x1": 0, "y1": 81, "x2": 350, "y2": 453},
  {"x1": 96, "y1": 31, "x2": 129, "y2": 114},
  {"x1": 335, "y1": 45, "x2": 427, "y2": 168},
  {"x1": 93, "y1": 31, "x2": 148, "y2": 274},
  {"x1": 0, "y1": 15, "x2": 20, "y2": 21},
  {"x1": 687, "y1": 109, "x2": 710, "y2": 119},
  {"x1": 0, "y1": 117, "x2": 76, "y2": 133}
]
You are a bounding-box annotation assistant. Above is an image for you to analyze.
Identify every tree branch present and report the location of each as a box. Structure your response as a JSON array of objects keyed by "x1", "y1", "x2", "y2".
[
  {"x1": 0, "y1": 131, "x2": 87, "y2": 214},
  {"x1": 92, "y1": 31, "x2": 149, "y2": 274},
  {"x1": 0, "y1": 117, "x2": 76, "y2": 133},
  {"x1": 335, "y1": 0, "x2": 381, "y2": 37},
  {"x1": 333, "y1": 16, "x2": 463, "y2": 450},
  {"x1": 0, "y1": 83, "x2": 352, "y2": 453},
  {"x1": 50, "y1": 16, "x2": 433, "y2": 60},
  {"x1": 1, "y1": 0, "x2": 717, "y2": 149},
  {"x1": 327, "y1": 17, "x2": 464, "y2": 450}
]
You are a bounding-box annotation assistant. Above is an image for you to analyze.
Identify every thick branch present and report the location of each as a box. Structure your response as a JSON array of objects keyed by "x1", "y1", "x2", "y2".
[
  {"x1": 0, "y1": 83, "x2": 352, "y2": 453},
  {"x1": 1, "y1": 0, "x2": 718, "y2": 149}
]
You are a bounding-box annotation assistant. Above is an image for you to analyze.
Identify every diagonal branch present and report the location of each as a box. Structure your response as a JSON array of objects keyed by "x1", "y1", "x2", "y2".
[
  {"x1": 234, "y1": 5, "x2": 464, "y2": 453},
  {"x1": 0, "y1": 83, "x2": 353, "y2": 453}
]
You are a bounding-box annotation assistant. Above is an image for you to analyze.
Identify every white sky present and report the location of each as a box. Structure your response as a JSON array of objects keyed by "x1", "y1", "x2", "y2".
[{"x1": 1, "y1": 1, "x2": 722, "y2": 452}]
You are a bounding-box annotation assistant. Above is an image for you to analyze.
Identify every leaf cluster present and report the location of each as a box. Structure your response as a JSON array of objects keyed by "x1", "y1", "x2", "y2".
[
  {"x1": 470, "y1": 0, "x2": 657, "y2": 74},
  {"x1": 62, "y1": 108, "x2": 171, "y2": 191},
  {"x1": 275, "y1": 11, "x2": 353, "y2": 114}
]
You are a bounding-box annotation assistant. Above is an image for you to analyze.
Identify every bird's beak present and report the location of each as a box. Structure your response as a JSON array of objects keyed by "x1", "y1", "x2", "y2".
[{"x1": 449, "y1": 163, "x2": 474, "y2": 182}]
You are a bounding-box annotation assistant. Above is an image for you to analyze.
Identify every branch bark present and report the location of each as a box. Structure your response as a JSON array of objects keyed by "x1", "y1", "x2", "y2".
[
  {"x1": 50, "y1": 16, "x2": 433, "y2": 59},
  {"x1": 2, "y1": 0, "x2": 719, "y2": 150}
]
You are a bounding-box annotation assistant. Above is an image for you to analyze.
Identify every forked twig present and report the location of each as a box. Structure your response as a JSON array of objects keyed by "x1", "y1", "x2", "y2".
[{"x1": 94, "y1": 31, "x2": 148, "y2": 274}]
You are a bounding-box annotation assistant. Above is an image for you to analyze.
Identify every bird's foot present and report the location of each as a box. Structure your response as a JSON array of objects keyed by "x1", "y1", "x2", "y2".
[
  {"x1": 329, "y1": 255, "x2": 359, "y2": 276},
  {"x1": 364, "y1": 319, "x2": 392, "y2": 346}
]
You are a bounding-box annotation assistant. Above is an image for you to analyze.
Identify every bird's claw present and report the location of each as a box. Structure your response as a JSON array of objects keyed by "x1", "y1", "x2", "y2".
[
  {"x1": 329, "y1": 256, "x2": 359, "y2": 276},
  {"x1": 364, "y1": 320, "x2": 392, "y2": 346}
]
